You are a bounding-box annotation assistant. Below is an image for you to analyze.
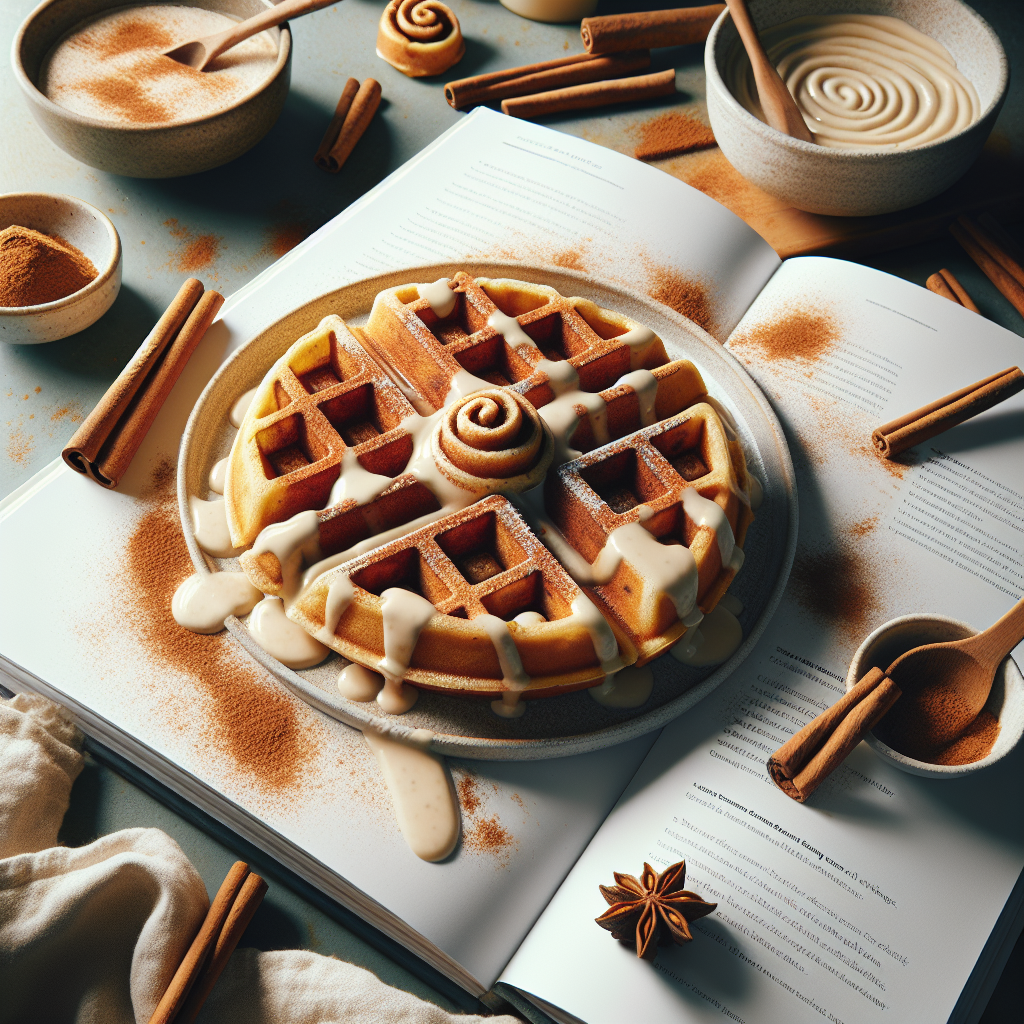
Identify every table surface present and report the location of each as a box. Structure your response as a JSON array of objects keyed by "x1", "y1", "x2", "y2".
[{"x1": 2, "y1": 1, "x2": 1022, "y2": 1019}]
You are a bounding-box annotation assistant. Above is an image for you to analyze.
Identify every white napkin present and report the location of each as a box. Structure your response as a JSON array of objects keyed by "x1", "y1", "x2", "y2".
[{"x1": 0, "y1": 694, "x2": 517, "y2": 1024}]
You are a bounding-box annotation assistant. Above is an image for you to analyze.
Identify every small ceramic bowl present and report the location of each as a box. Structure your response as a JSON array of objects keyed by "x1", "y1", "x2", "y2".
[
  {"x1": 704, "y1": 0, "x2": 1009, "y2": 216},
  {"x1": 0, "y1": 191, "x2": 121, "y2": 345},
  {"x1": 12, "y1": 0, "x2": 291, "y2": 179},
  {"x1": 846, "y1": 614, "x2": 1024, "y2": 779}
]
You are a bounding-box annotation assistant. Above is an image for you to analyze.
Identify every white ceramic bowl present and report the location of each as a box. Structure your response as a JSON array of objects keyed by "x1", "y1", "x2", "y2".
[
  {"x1": 846, "y1": 614, "x2": 1024, "y2": 779},
  {"x1": 704, "y1": 0, "x2": 1009, "y2": 216},
  {"x1": 12, "y1": 0, "x2": 291, "y2": 179},
  {"x1": 0, "y1": 191, "x2": 121, "y2": 345}
]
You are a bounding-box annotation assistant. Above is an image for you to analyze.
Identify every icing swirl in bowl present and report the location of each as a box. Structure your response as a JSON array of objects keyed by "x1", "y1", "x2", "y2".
[
  {"x1": 729, "y1": 14, "x2": 980, "y2": 150},
  {"x1": 376, "y1": 0, "x2": 465, "y2": 78},
  {"x1": 433, "y1": 388, "x2": 552, "y2": 492}
]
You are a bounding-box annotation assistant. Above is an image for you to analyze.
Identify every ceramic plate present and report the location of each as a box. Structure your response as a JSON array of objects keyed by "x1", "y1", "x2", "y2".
[{"x1": 177, "y1": 261, "x2": 797, "y2": 760}]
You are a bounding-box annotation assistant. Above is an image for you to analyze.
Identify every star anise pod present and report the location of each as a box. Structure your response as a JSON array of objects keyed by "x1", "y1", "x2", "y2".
[{"x1": 595, "y1": 860, "x2": 717, "y2": 960}]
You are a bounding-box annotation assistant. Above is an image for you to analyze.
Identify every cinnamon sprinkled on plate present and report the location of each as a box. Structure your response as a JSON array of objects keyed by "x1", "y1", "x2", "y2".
[{"x1": 644, "y1": 260, "x2": 716, "y2": 337}]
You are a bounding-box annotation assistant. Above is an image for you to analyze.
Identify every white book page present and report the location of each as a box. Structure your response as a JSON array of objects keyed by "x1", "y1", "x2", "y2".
[
  {"x1": 501, "y1": 259, "x2": 1024, "y2": 1022},
  {"x1": 217, "y1": 107, "x2": 780, "y2": 343}
]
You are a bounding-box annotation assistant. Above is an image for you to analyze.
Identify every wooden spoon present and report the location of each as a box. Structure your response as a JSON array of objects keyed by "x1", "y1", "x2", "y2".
[
  {"x1": 724, "y1": 0, "x2": 813, "y2": 142},
  {"x1": 162, "y1": 0, "x2": 338, "y2": 72},
  {"x1": 878, "y1": 597, "x2": 1024, "y2": 758}
]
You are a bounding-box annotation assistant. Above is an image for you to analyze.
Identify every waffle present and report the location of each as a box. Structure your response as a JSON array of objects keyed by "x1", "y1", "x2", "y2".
[
  {"x1": 363, "y1": 271, "x2": 706, "y2": 430},
  {"x1": 225, "y1": 315, "x2": 418, "y2": 548},
  {"x1": 289, "y1": 495, "x2": 635, "y2": 696},
  {"x1": 544, "y1": 403, "x2": 754, "y2": 664},
  {"x1": 215, "y1": 272, "x2": 756, "y2": 708}
]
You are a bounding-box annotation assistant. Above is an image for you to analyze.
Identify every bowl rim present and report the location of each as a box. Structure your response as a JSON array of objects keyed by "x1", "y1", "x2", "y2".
[
  {"x1": 0, "y1": 191, "x2": 121, "y2": 315},
  {"x1": 11, "y1": 0, "x2": 292, "y2": 135},
  {"x1": 846, "y1": 612, "x2": 1023, "y2": 776},
  {"x1": 704, "y1": 0, "x2": 1010, "y2": 160}
]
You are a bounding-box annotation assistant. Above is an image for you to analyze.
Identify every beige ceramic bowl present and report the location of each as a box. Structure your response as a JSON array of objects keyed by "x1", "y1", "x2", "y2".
[
  {"x1": 846, "y1": 614, "x2": 1024, "y2": 779},
  {"x1": 12, "y1": 0, "x2": 291, "y2": 179},
  {"x1": 0, "y1": 191, "x2": 121, "y2": 345},
  {"x1": 705, "y1": 0, "x2": 1008, "y2": 216}
]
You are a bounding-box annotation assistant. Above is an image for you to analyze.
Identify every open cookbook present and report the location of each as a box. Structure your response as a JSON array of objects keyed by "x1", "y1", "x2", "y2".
[{"x1": 1, "y1": 109, "x2": 1021, "y2": 1024}]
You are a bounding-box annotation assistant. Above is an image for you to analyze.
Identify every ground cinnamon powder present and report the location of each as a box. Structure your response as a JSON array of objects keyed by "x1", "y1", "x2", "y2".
[
  {"x1": 125, "y1": 478, "x2": 317, "y2": 790},
  {"x1": 633, "y1": 112, "x2": 716, "y2": 161},
  {"x1": 644, "y1": 260, "x2": 716, "y2": 337},
  {"x1": 732, "y1": 305, "x2": 839, "y2": 362},
  {"x1": 0, "y1": 226, "x2": 98, "y2": 307},
  {"x1": 789, "y1": 544, "x2": 879, "y2": 642}
]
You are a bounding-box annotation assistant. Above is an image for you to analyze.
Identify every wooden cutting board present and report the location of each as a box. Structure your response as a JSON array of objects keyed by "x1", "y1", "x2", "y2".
[{"x1": 653, "y1": 136, "x2": 1023, "y2": 259}]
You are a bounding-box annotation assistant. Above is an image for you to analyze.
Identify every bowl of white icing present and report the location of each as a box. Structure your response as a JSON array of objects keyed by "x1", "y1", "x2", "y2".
[
  {"x1": 704, "y1": 0, "x2": 1008, "y2": 216},
  {"x1": 12, "y1": 0, "x2": 291, "y2": 178}
]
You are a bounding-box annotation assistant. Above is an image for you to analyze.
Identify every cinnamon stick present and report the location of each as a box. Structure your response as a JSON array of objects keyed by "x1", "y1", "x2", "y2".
[
  {"x1": 63, "y1": 279, "x2": 222, "y2": 488},
  {"x1": 501, "y1": 68, "x2": 676, "y2": 120},
  {"x1": 147, "y1": 862, "x2": 250, "y2": 1024},
  {"x1": 951, "y1": 218, "x2": 1024, "y2": 317},
  {"x1": 768, "y1": 668, "x2": 901, "y2": 803},
  {"x1": 925, "y1": 268, "x2": 979, "y2": 312},
  {"x1": 959, "y1": 215, "x2": 1024, "y2": 288},
  {"x1": 872, "y1": 366, "x2": 1024, "y2": 459},
  {"x1": 445, "y1": 50, "x2": 650, "y2": 110},
  {"x1": 581, "y1": 5, "x2": 725, "y2": 54},
  {"x1": 314, "y1": 76, "x2": 360, "y2": 170},
  {"x1": 178, "y1": 871, "x2": 268, "y2": 1023},
  {"x1": 319, "y1": 78, "x2": 382, "y2": 174},
  {"x1": 977, "y1": 213, "x2": 1024, "y2": 273}
]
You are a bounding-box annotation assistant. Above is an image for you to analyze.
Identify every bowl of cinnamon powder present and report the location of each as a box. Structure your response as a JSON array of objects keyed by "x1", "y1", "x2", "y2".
[
  {"x1": 846, "y1": 615, "x2": 1024, "y2": 780},
  {"x1": 12, "y1": 0, "x2": 291, "y2": 178},
  {"x1": 0, "y1": 191, "x2": 121, "y2": 344}
]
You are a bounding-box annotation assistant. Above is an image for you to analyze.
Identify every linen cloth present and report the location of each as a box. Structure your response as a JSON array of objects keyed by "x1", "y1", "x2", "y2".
[{"x1": 0, "y1": 694, "x2": 517, "y2": 1024}]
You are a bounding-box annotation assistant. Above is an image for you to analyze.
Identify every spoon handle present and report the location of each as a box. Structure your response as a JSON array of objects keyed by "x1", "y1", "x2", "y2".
[
  {"x1": 724, "y1": 0, "x2": 813, "y2": 142},
  {"x1": 204, "y1": 0, "x2": 338, "y2": 66},
  {"x1": 963, "y1": 596, "x2": 1024, "y2": 669}
]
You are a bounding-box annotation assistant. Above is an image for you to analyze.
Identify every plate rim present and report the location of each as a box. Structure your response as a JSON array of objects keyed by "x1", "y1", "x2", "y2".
[{"x1": 177, "y1": 260, "x2": 798, "y2": 760}]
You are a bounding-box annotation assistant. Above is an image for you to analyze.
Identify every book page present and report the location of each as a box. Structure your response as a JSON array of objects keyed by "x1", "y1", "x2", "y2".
[
  {"x1": 219, "y1": 107, "x2": 780, "y2": 343},
  {"x1": 0, "y1": 109, "x2": 779, "y2": 991},
  {"x1": 501, "y1": 259, "x2": 1024, "y2": 1022}
]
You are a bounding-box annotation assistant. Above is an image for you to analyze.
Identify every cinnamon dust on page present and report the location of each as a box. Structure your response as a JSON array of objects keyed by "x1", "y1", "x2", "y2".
[{"x1": 124, "y1": 464, "x2": 319, "y2": 791}]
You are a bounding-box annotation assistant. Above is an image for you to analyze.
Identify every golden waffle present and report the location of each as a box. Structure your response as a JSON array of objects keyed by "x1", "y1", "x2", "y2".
[
  {"x1": 544, "y1": 403, "x2": 754, "y2": 665},
  {"x1": 290, "y1": 495, "x2": 636, "y2": 696},
  {"x1": 226, "y1": 315, "x2": 418, "y2": 548},
  {"x1": 215, "y1": 273, "x2": 755, "y2": 707},
  {"x1": 363, "y1": 271, "x2": 706, "y2": 438}
]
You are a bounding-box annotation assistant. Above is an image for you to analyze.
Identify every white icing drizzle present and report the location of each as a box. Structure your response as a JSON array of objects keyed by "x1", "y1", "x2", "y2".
[
  {"x1": 417, "y1": 278, "x2": 457, "y2": 318},
  {"x1": 316, "y1": 573, "x2": 355, "y2": 644},
  {"x1": 208, "y1": 457, "x2": 228, "y2": 495},
  {"x1": 229, "y1": 387, "x2": 258, "y2": 428},
  {"x1": 589, "y1": 665, "x2": 654, "y2": 708},
  {"x1": 513, "y1": 610, "x2": 546, "y2": 626},
  {"x1": 614, "y1": 369, "x2": 658, "y2": 426},
  {"x1": 251, "y1": 509, "x2": 322, "y2": 606},
  {"x1": 592, "y1": 521, "x2": 699, "y2": 620},
  {"x1": 487, "y1": 309, "x2": 536, "y2": 350},
  {"x1": 338, "y1": 663, "x2": 384, "y2": 701},
  {"x1": 616, "y1": 324, "x2": 658, "y2": 369},
  {"x1": 570, "y1": 593, "x2": 625, "y2": 677},
  {"x1": 247, "y1": 597, "x2": 330, "y2": 669},
  {"x1": 378, "y1": 587, "x2": 438, "y2": 714},
  {"x1": 190, "y1": 496, "x2": 241, "y2": 558},
  {"x1": 539, "y1": 390, "x2": 609, "y2": 465},
  {"x1": 671, "y1": 604, "x2": 742, "y2": 666},
  {"x1": 534, "y1": 358, "x2": 579, "y2": 396},
  {"x1": 442, "y1": 368, "x2": 494, "y2": 408},
  {"x1": 478, "y1": 613, "x2": 531, "y2": 719},
  {"x1": 719, "y1": 593, "x2": 744, "y2": 616},
  {"x1": 172, "y1": 572, "x2": 261, "y2": 634},
  {"x1": 680, "y1": 487, "x2": 741, "y2": 570},
  {"x1": 363, "y1": 730, "x2": 460, "y2": 862},
  {"x1": 327, "y1": 447, "x2": 394, "y2": 508},
  {"x1": 747, "y1": 474, "x2": 764, "y2": 510}
]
